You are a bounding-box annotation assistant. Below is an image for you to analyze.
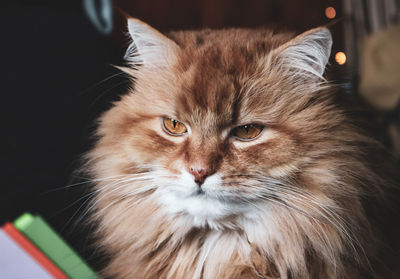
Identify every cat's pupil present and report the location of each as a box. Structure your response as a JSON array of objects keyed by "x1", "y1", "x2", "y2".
[
  {"x1": 244, "y1": 125, "x2": 249, "y2": 133},
  {"x1": 172, "y1": 120, "x2": 177, "y2": 128}
]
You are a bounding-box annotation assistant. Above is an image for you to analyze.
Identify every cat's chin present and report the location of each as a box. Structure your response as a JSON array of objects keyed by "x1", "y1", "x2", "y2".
[
  {"x1": 158, "y1": 190, "x2": 230, "y2": 229},
  {"x1": 156, "y1": 173, "x2": 251, "y2": 229}
]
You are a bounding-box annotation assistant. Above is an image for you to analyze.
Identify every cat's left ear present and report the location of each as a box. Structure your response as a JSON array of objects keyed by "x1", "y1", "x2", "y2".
[
  {"x1": 272, "y1": 27, "x2": 332, "y2": 79},
  {"x1": 125, "y1": 18, "x2": 180, "y2": 68}
]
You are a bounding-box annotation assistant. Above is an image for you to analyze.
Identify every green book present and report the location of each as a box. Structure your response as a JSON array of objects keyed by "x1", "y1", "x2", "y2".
[{"x1": 14, "y1": 213, "x2": 100, "y2": 279}]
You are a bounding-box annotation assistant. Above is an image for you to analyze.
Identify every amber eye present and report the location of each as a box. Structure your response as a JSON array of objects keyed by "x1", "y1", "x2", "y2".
[
  {"x1": 232, "y1": 124, "x2": 264, "y2": 141},
  {"x1": 162, "y1": 118, "x2": 188, "y2": 135}
]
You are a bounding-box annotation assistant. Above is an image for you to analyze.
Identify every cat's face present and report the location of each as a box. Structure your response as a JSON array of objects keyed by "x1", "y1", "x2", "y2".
[{"x1": 92, "y1": 19, "x2": 335, "y2": 229}]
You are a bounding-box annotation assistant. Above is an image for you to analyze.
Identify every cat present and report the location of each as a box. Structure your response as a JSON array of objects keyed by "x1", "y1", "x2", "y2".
[{"x1": 84, "y1": 18, "x2": 400, "y2": 278}]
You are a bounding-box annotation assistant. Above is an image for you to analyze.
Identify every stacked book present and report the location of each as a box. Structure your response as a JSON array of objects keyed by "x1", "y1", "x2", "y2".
[{"x1": 0, "y1": 213, "x2": 99, "y2": 279}]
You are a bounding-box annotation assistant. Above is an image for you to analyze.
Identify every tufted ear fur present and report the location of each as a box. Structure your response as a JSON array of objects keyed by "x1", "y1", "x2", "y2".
[
  {"x1": 125, "y1": 18, "x2": 180, "y2": 68},
  {"x1": 272, "y1": 27, "x2": 332, "y2": 79}
]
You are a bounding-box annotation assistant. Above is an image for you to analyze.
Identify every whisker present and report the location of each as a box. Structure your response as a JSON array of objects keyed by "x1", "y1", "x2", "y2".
[
  {"x1": 41, "y1": 174, "x2": 130, "y2": 194},
  {"x1": 78, "y1": 176, "x2": 154, "y2": 221},
  {"x1": 79, "y1": 71, "x2": 127, "y2": 96},
  {"x1": 59, "y1": 170, "x2": 157, "y2": 233}
]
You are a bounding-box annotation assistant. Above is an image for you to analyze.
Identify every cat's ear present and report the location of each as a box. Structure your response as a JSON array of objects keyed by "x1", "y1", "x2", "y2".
[
  {"x1": 125, "y1": 18, "x2": 180, "y2": 68},
  {"x1": 272, "y1": 27, "x2": 332, "y2": 79}
]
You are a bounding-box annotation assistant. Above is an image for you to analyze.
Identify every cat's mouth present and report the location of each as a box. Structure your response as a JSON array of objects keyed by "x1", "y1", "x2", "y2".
[
  {"x1": 187, "y1": 187, "x2": 212, "y2": 199},
  {"x1": 189, "y1": 188, "x2": 240, "y2": 205},
  {"x1": 195, "y1": 188, "x2": 205, "y2": 195},
  {"x1": 185, "y1": 184, "x2": 235, "y2": 201}
]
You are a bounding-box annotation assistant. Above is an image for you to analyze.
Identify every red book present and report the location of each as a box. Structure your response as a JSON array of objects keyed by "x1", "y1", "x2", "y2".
[{"x1": 2, "y1": 222, "x2": 69, "y2": 279}]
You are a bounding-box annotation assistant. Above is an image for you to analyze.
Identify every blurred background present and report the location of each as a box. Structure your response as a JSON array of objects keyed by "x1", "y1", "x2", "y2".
[{"x1": 1, "y1": 0, "x2": 400, "y2": 269}]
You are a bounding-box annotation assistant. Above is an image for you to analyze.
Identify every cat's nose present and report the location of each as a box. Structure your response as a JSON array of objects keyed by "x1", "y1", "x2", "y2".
[{"x1": 189, "y1": 167, "x2": 208, "y2": 186}]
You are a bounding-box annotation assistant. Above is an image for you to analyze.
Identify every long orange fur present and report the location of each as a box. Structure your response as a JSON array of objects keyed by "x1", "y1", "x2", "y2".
[{"x1": 84, "y1": 18, "x2": 400, "y2": 278}]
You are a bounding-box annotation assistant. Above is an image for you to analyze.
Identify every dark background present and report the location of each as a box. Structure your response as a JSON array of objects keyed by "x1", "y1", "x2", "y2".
[{"x1": 0, "y1": 0, "x2": 362, "y2": 270}]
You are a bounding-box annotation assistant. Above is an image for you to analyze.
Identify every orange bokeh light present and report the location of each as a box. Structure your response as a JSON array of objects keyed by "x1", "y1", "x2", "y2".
[
  {"x1": 335, "y1": 52, "x2": 346, "y2": 65},
  {"x1": 325, "y1": 7, "x2": 336, "y2": 19}
]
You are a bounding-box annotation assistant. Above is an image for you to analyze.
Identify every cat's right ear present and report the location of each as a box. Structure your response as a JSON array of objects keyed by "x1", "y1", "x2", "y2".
[
  {"x1": 271, "y1": 27, "x2": 332, "y2": 80},
  {"x1": 125, "y1": 18, "x2": 180, "y2": 68}
]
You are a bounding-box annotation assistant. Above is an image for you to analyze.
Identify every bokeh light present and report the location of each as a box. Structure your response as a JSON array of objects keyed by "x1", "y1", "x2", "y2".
[
  {"x1": 325, "y1": 7, "x2": 336, "y2": 19},
  {"x1": 335, "y1": 52, "x2": 346, "y2": 65}
]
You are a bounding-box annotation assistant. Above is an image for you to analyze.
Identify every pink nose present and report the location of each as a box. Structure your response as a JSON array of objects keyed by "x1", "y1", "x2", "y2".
[{"x1": 189, "y1": 167, "x2": 208, "y2": 186}]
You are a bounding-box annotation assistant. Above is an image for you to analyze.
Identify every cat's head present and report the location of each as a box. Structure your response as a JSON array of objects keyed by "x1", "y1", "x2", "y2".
[{"x1": 89, "y1": 18, "x2": 348, "y2": 231}]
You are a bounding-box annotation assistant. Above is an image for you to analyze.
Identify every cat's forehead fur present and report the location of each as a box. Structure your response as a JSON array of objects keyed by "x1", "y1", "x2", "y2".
[{"x1": 169, "y1": 29, "x2": 292, "y2": 128}]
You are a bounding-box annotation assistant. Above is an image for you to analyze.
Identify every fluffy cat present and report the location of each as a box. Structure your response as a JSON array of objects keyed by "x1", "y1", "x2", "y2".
[{"x1": 85, "y1": 18, "x2": 400, "y2": 278}]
